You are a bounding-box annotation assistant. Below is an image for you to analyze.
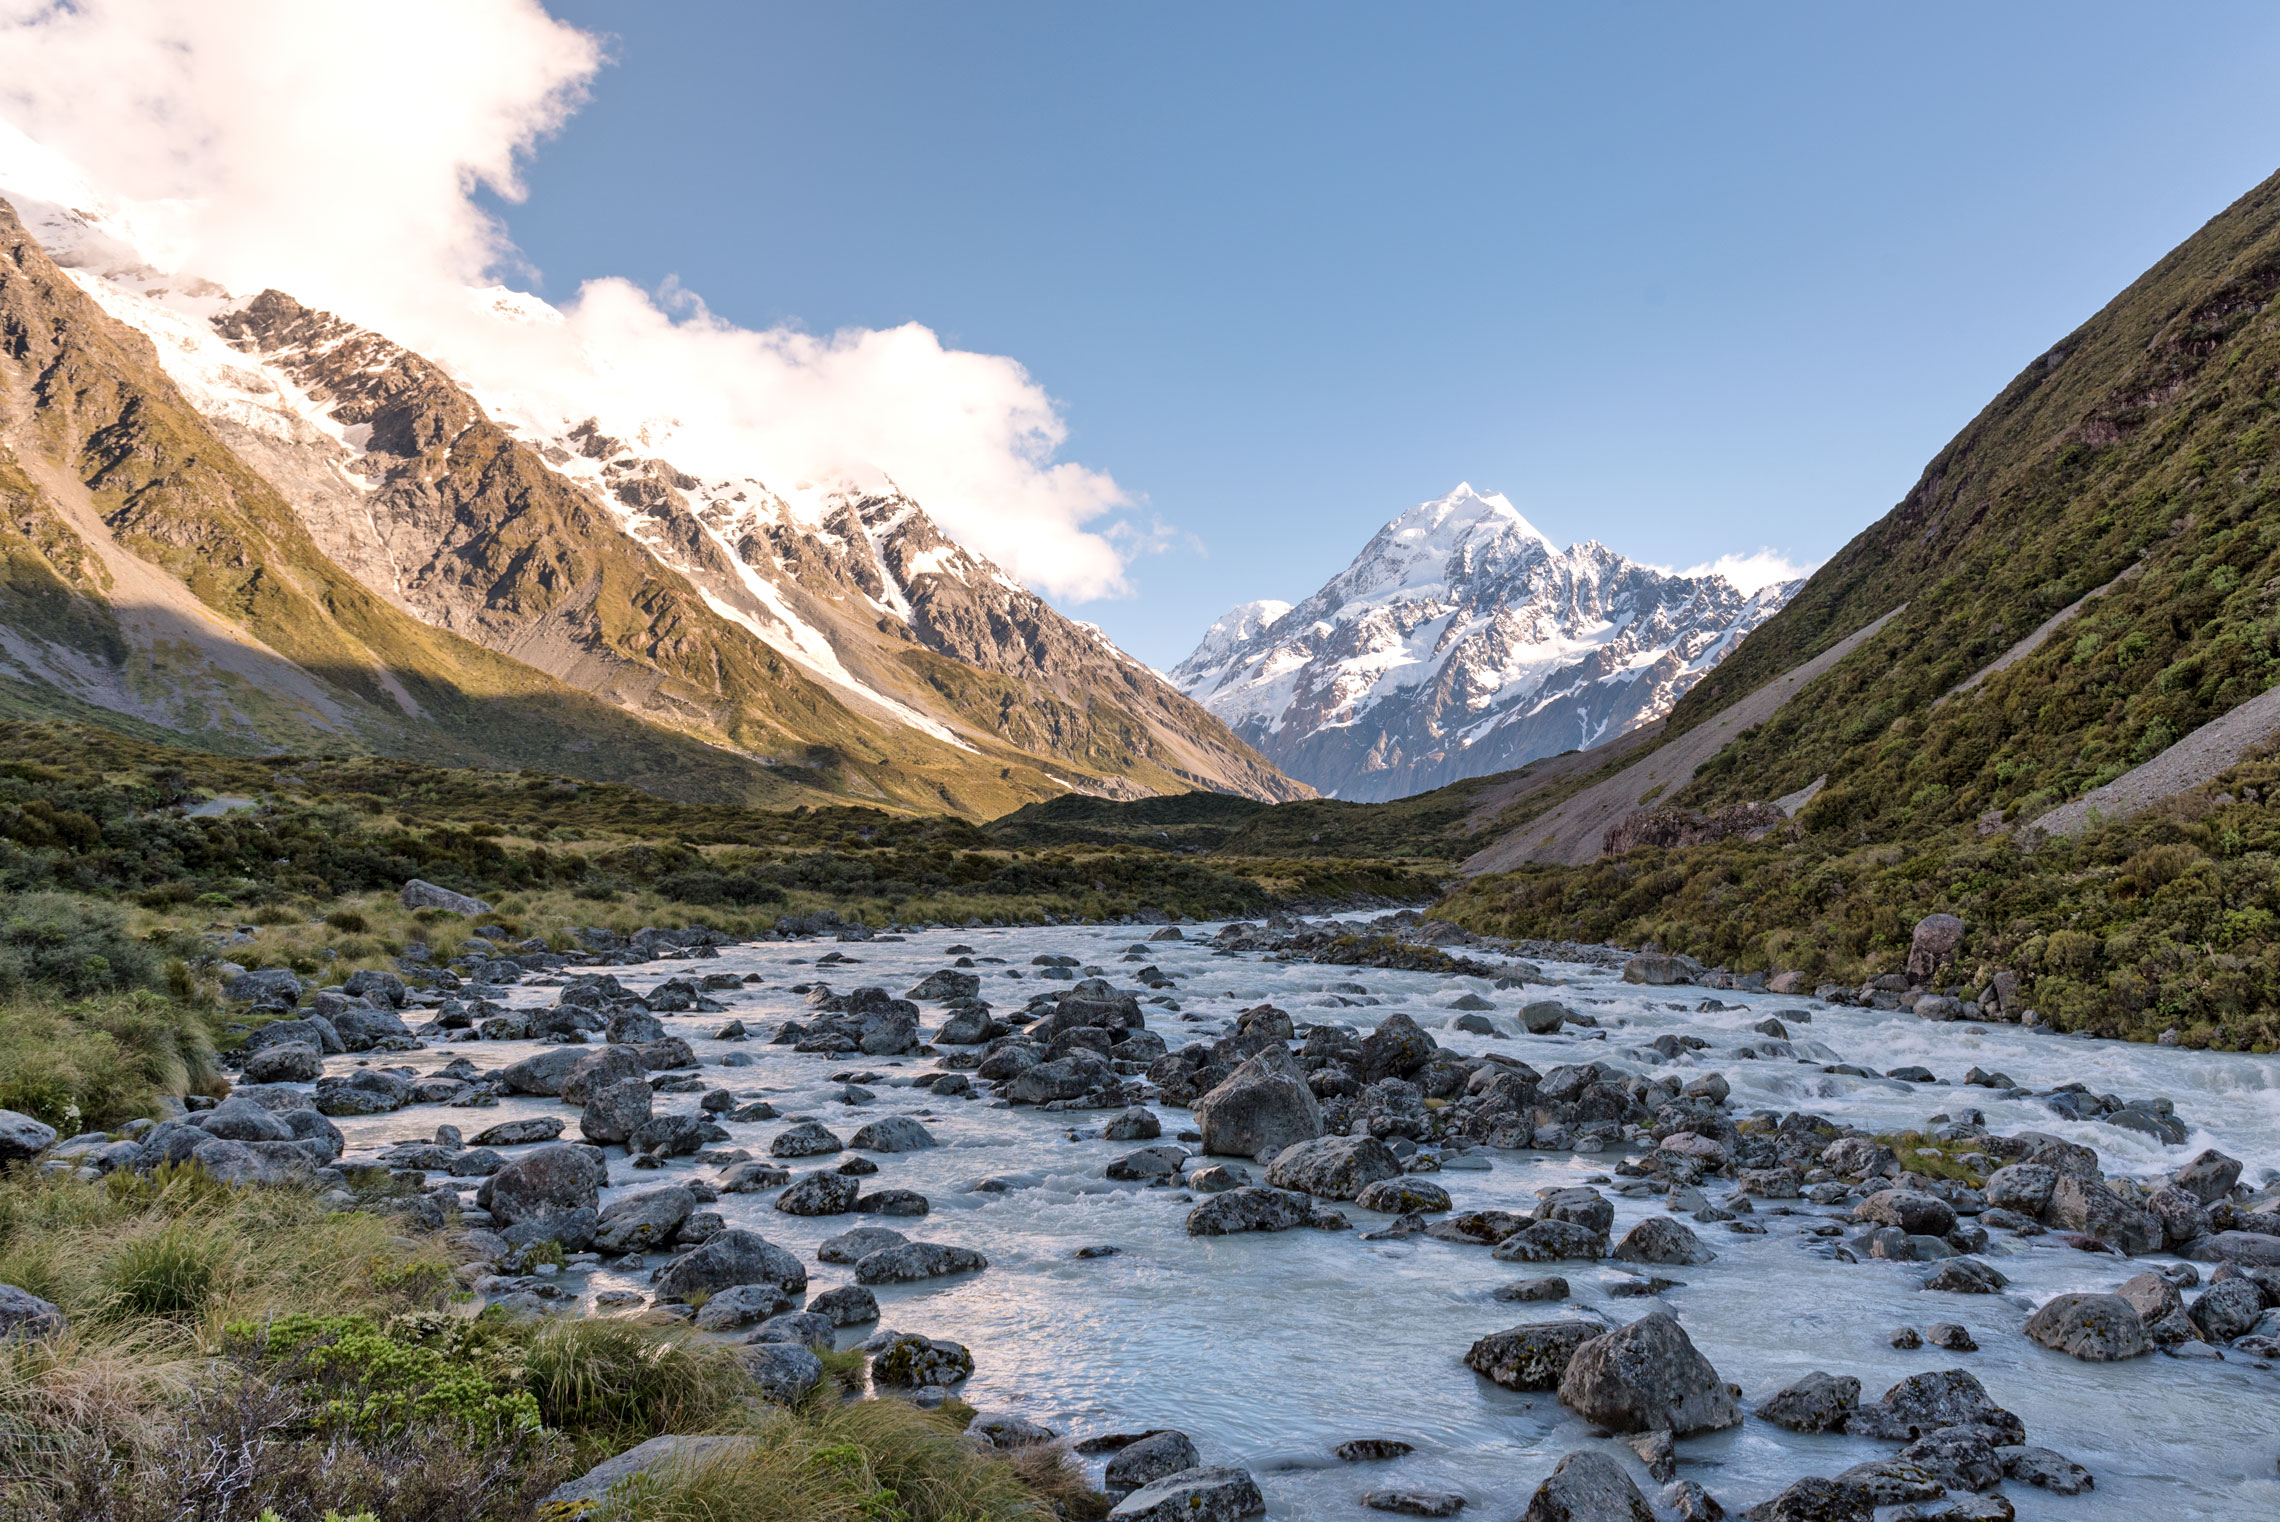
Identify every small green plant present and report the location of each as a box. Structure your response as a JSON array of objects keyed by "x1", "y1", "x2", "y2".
[{"x1": 232, "y1": 1312, "x2": 541, "y2": 1440}]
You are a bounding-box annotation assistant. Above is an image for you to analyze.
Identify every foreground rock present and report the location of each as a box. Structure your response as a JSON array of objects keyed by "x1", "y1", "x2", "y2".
[
  {"x1": 1105, "y1": 1431, "x2": 1202, "y2": 1493},
  {"x1": 540, "y1": 1435, "x2": 753, "y2": 1509},
  {"x1": 654, "y1": 1229, "x2": 807, "y2": 1303},
  {"x1": 1265, "y1": 1134, "x2": 1400, "y2": 1199},
  {"x1": 1521, "y1": 1450, "x2": 1654, "y2": 1522},
  {"x1": 1556, "y1": 1313, "x2": 1738, "y2": 1435},
  {"x1": 1107, "y1": 1466, "x2": 1265, "y2": 1522}
]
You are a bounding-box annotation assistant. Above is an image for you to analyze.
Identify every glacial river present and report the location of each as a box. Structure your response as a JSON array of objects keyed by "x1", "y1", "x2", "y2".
[{"x1": 325, "y1": 921, "x2": 2280, "y2": 1520}]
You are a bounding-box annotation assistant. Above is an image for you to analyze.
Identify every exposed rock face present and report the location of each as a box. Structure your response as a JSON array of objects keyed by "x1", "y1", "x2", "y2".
[{"x1": 1174, "y1": 484, "x2": 1795, "y2": 800}]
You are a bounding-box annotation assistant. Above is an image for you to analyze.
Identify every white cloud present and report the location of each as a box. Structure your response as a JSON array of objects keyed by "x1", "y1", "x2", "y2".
[
  {"x1": 1677, "y1": 548, "x2": 1815, "y2": 595},
  {"x1": 0, "y1": 0, "x2": 1135, "y2": 600}
]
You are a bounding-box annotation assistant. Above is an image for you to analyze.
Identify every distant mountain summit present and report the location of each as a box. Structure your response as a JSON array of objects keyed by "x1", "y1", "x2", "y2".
[{"x1": 1172, "y1": 484, "x2": 1797, "y2": 801}]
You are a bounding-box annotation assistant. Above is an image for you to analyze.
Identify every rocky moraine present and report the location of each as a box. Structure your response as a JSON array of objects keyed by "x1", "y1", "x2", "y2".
[{"x1": 9, "y1": 906, "x2": 2280, "y2": 1520}]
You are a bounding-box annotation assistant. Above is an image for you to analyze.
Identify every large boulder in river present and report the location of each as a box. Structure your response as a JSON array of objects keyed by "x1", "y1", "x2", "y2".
[
  {"x1": 479, "y1": 1144, "x2": 600, "y2": 1226},
  {"x1": 592, "y1": 1186, "x2": 694, "y2": 1253},
  {"x1": 2025, "y1": 1293, "x2": 2151, "y2": 1360},
  {"x1": 562, "y1": 1044, "x2": 646, "y2": 1105},
  {"x1": 1265, "y1": 1134, "x2": 1400, "y2": 1200},
  {"x1": 1185, "y1": 1187, "x2": 1318, "y2": 1236},
  {"x1": 1610, "y1": 1217, "x2": 1715, "y2": 1266},
  {"x1": 497, "y1": 1047, "x2": 586, "y2": 1096},
  {"x1": 907, "y1": 969, "x2": 981, "y2": 1001},
  {"x1": 2044, "y1": 1176, "x2": 2160, "y2": 1256},
  {"x1": 654, "y1": 1228, "x2": 807, "y2": 1302},
  {"x1": 1846, "y1": 1370, "x2": 2023, "y2": 1442},
  {"x1": 1005, "y1": 1051, "x2": 1112, "y2": 1104},
  {"x1": 1556, "y1": 1312, "x2": 1739, "y2": 1435},
  {"x1": 1520, "y1": 1450, "x2": 1655, "y2": 1522},
  {"x1": 2173, "y1": 1147, "x2": 2243, "y2": 1204},
  {"x1": 850, "y1": 1117, "x2": 939, "y2": 1152},
  {"x1": 1983, "y1": 1163, "x2": 2058, "y2": 1217},
  {"x1": 1856, "y1": 1189, "x2": 1957, "y2": 1238},
  {"x1": 1195, "y1": 1046, "x2": 1321, "y2": 1162},
  {"x1": 580, "y1": 1077, "x2": 654, "y2": 1144},
  {"x1": 1357, "y1": 1012, "x2": 1434, "y2": 1082}
]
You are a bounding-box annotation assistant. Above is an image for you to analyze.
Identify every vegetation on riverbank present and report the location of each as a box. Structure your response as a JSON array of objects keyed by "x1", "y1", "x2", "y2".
[
  {"x1": 0, "y1": 1165, "x2": 1094, "y2": 1521},
  {"x1": 1441, "y1": 747, "x2": 2280, "y2": 1051}
]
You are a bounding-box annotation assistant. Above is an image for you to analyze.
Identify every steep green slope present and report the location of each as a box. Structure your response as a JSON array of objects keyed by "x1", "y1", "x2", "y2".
[
  {"x1": 1440, "y1": 163, "x2": 2280, "y2": 1048},
  {"x1": 1663, "y1": 166, "x2": 2280, "y2": 837}
]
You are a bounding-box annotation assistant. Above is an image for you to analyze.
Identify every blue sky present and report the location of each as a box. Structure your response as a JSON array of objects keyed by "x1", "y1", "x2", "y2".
[{"x1": 492, "y1": 2, "x2": 2280, "y2": 668}]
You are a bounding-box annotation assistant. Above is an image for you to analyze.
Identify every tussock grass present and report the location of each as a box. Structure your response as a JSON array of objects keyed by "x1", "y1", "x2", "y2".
[
  {"x1": 597, "y1": 1397, "x2": 1102, "y2": 1522},
  {"x1": 0, "y1": 988, "x2": 223, "y2": 1131}
]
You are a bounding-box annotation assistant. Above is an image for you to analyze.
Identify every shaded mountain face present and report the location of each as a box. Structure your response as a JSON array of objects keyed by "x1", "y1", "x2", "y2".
[
  {"x1": 1173, "y1": 484, "x2": 1794, "y2": 801},
  {"x1": 0, "y1": 190, "x2": 1302, "y2": 815}
]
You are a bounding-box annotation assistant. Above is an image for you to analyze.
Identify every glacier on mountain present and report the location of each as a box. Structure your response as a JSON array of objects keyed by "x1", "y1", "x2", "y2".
[{"x1": 1172, "y1": 484, "x2": 1800, "y2": 801}]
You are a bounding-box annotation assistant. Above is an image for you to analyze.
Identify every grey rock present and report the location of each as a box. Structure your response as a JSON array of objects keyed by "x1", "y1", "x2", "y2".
[
  {"x1": 853, "y1": 1241, "x2": 989, "y2": 1283},
  {"x1": 2044, "y1": 1176, "x2": 2159, "y2": 1255},
  {"x1": 400, "y1": 879, "x2": 491, "y2": 915},
  {"x1": 1521, "y1": 1449, "x2": 1656, "y2": 1522},
  {"x1": 225, "y1": 968, "x2": 303, "y2": 1006},
  {"x1": 739, "y1": 1341, "x2": 824, "y2": 1402},
  {"x1": 1756, "y1": 1371, "x2": 1859, "y2": 1433},
  {"x1": 2188, "y1": 1277, "x2": 2264, "y2": 1342},
  {"x1": 771, "y1": 1121, "x2": 844, "y2": 1158},
  {"x1": 2024, "y1": 1293, "x2": 2151, "y2": 1360},
  {"x1": 497, "y1": 1047, "x2": 587, "y2": 1096},
  {"x1": 1490, "y1": 1220, "x2": 1610, "y2": 1263},
  {"x1": 693, "y1": 1281, "x2": 797, "y2": 1330},
  {"x1": 1107, "y1": 1465, "x2": 1264, "y2": 1522},
  {"x1": 1846, "y1": 1370, "x2": 2023, "y2": 1443},
  {"x1": 1185, "y1": 1186, "x2": 1315, "y2": 1236},
  {"x1": 810, "y1": 1285, "x2": 880, "y2": 1326},
  {"x1": 478, "y1": 1144, "x2": 599, "y2": 1226},
  {"x1": 1739, "y1": 1479, "x2": 1876, "y2": 1522},
  {"x1": 1557, "y1": 1312, "x2": 1740, "y2": 1435},
  {"x1": 1921, "y1": 1258, "x2": 2008, "y2": 1295},
  {"x1": 240, "y1": 1041, "x2": 323, "y2": 1083},
  {"x1": 746, "y1": 1310, "x2": 836, "y2": 1352},
  {"x1": 1494, "y1": 1277, "x2": 1571, "y2": 1303},
  {"x1": 540, "y1": 1435, "x2": 753, "y2": 1509},
  {"x1": 580, "y1": 1077, "x2": 655, "y2": 1144},
  {"x1": 849, "y1": 1116, "x2": 938, "y2": 1152},
  {"x1": 1196, "y1": 1046, "x2": 1323, "y2": 1162},
  {"x1": 2174, "y1": 1148, "x2": 2243, "y2": 1205},
  {"x1": 1858, "y1": 1189, "x2": 1958, "y2": 1238},
  {"x1": 0, "y1": 1284, "x2": 66, "y2": 1341},
  {"x1": 969, "y1": 1413, "x2": 1058, "y2": 1450},
  {"x1": 870, "y1": 1334, "x2": 974, "y2": 1387},
  {"x1": 243, "y1": 1016, "x2": 344, "y2": 1057},
  {"x1": 2002, "y1": 1447, "x2": 2093, "y2": 1494},
  {"x1": 1464, "y1": 1321, "x2": 1599, "y2": 1391},
  {"x1": 593, "y1": 1186, "x2": 694, "y2": 1252},
  {"x1": 775, "y1": 1169, "x2": 862, "y2": 1216},
  {"x1": 1107, "y1": 1430, "x2": 1202, "y2": 1493},
  {"x1": 1364, "y1": 1493, "x2": 1464, "y2": 1518},
  {"x1": 1356, "y1": 1177, "x2": 1452, "y2": 1214},
  {"x1": 561, "y1": 1045, "x2": 647, "y2": 1105},
  {"x1": 819, "y1": 1226, "x2": 909, "y2": 1264},
  {"x1": 719, "y1": 1160, "x2": 792, "y2": 1192},
  {"x1": 1265, "y1": 1133, "x2": 1401, "y2": 1200},
  {"x1": 467, "y1": 1117, "x2": 564, "y2": 1147},
  {"x1": 653, "y1": 1228, "x2": 807, "y2": 1302},
  {"x1": 1611, "y1": 1217, "x2": 1715, "y2": 1266},
  {"x1": 1981, "y1": 1164, "x2": 2057, "y2": 1217},
  {"x1": 196, "y1": 1098, "x2": 294, "y2": 1142}
]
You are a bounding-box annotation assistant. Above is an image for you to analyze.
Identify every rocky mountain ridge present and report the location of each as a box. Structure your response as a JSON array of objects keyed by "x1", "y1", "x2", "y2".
[
  {"x1": 1174, "y1": 484, "x2": 1795, "y2": 801},
  {"x1": 0, "y1": 184, "x2": 1302, "y2": 815}
]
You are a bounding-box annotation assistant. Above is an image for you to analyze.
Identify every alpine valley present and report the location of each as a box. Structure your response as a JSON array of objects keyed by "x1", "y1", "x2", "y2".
[{"x1": 1173, "y1": 484, "x2": 1798, "y2": 800}]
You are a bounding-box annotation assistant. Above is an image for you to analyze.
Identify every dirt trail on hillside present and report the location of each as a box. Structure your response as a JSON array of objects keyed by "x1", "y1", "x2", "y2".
[{"x1": 1462, "y1": 607, "x2": 1906, "y2": 874}]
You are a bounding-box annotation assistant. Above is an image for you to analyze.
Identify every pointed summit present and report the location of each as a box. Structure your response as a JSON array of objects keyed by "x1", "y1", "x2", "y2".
[{"x1": 1173, "y1": 484, "x2": 1799, "y2": 801}]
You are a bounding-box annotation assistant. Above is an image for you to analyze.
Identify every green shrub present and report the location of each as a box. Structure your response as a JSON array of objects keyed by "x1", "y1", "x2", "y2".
[
  {"x1": 233, "y1": 1312, "x2": 541, "y2": 1441},
  {"x1": 0, "y1": 893, "x2": 160, "y2": 998}
]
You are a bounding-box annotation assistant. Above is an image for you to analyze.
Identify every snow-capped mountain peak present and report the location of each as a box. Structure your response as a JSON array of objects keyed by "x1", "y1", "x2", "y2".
[{"x1": 1172, "y1": 484, "x2": 1802, "y2": 801}]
